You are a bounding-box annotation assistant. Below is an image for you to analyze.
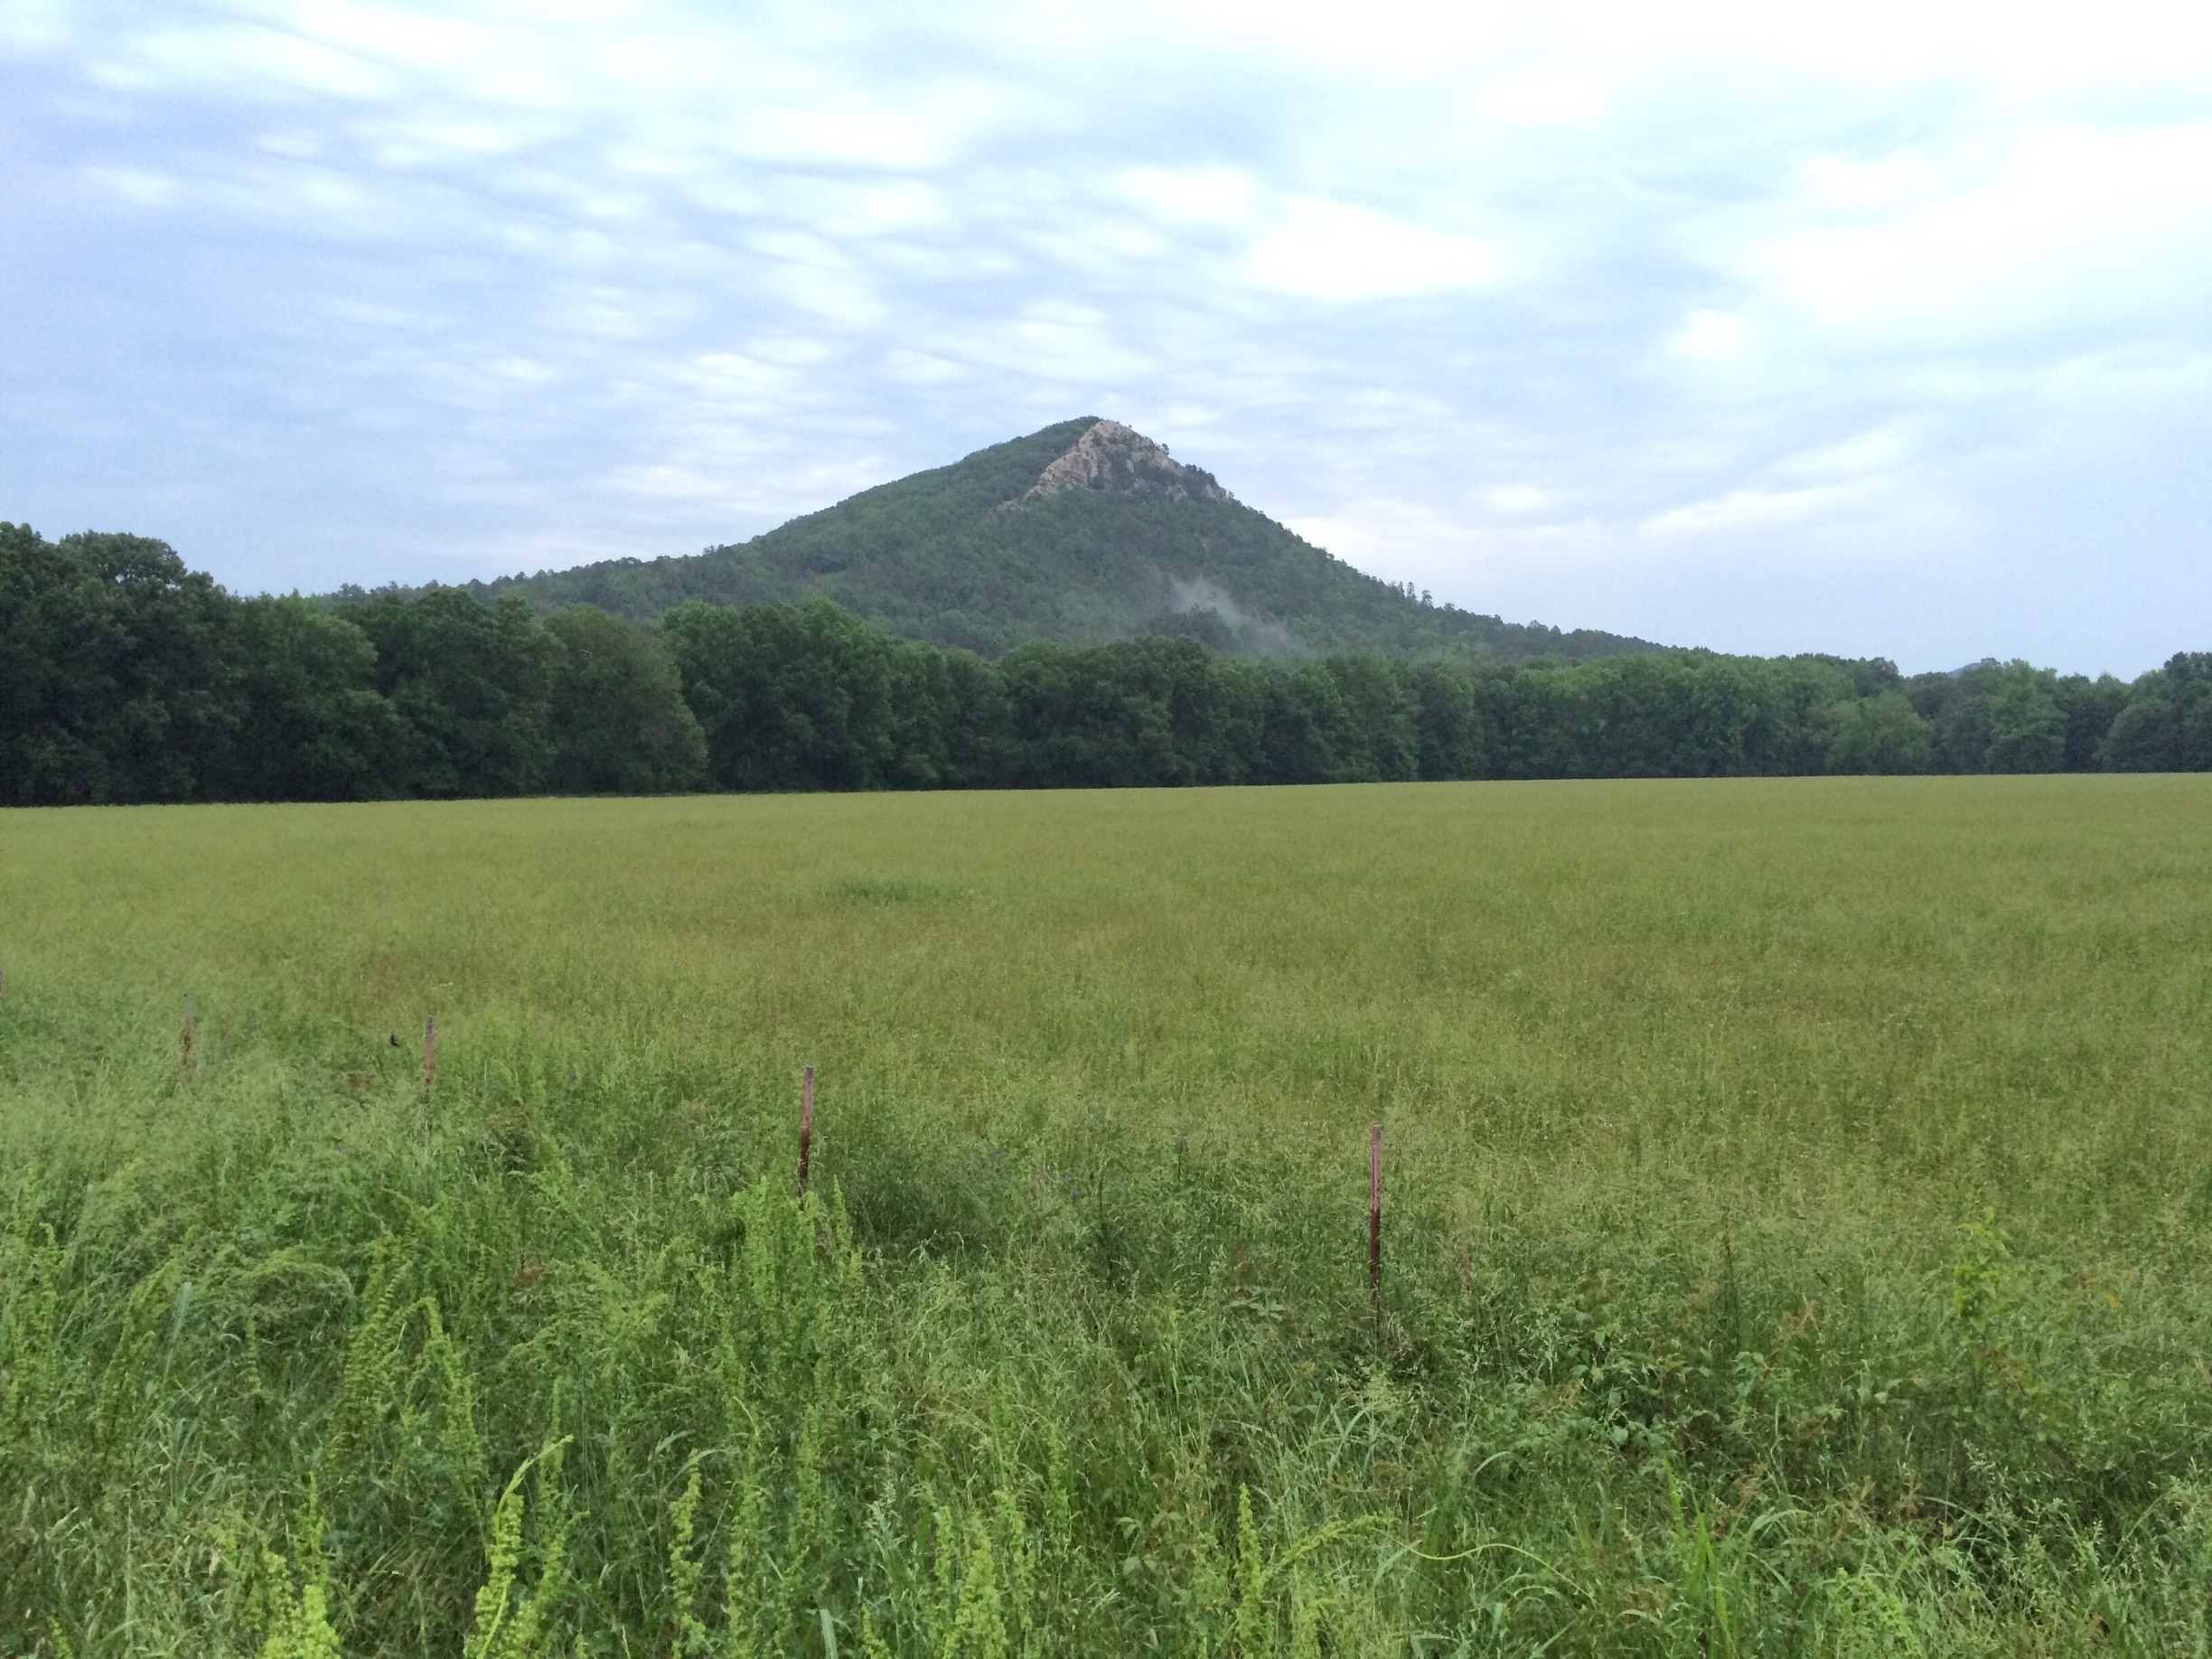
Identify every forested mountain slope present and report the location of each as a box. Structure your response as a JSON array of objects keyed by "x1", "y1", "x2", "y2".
[{"x1": 453, "y1": 418, "x2": 1660, "y2": 661}]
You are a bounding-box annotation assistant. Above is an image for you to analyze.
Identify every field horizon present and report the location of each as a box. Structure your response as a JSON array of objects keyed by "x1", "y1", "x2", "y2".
[{"x1": 5, "y1": 777, "x2": 2210, "y2": 1653}]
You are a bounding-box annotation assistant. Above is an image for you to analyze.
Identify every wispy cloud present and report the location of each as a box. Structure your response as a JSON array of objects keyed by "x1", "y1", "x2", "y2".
[{"x1": 3, "y1": 0, "x2": 2207, "y2": 670}]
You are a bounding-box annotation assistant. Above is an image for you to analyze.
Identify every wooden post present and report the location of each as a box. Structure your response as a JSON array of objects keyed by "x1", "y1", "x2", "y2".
[
  {"x1": 1368, "y1": 1121, "x2": 1383, "y2": 1308},
  {"x1": 798, "y1": 1064, "x2": 816, "y2": 1195},
  {"x1": 182, "y1": 994, "x2": 195, "y2": 1067},
  {"x1": 424, "y1": 1015, "x2": 436, "y2": 1102}
]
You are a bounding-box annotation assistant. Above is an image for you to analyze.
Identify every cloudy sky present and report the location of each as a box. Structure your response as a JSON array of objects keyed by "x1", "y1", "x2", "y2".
[{"x1": 4, "y1": 0, "x2": 2207, "y2": 674}]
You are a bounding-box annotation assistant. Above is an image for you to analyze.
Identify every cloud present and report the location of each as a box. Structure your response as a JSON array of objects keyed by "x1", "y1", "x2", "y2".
[
  {"x1": 1744, "y1": 121, "x2": 2212, "y2": 351},
  {"x1": 80, "y1": 163, "x2": 182, "y2": 206},
  {"x1": 1110, "y1": 165, "x2": 1264, "y2": 231},
  {"x1": 1642, "y1": 481, "x2": 1891, "y2": 538},
  {"x1": 1, "y1": 0, "x2": 2207, "y2": 672},
  {"x1": 1243, "y1": 199, "x2": 1504, "y2": 303}
]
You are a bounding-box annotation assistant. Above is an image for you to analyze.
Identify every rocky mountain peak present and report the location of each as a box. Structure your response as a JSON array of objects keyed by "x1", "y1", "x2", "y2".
[{"x1": 1022, "y1": 419, "x2": 1230, "y2": 504}]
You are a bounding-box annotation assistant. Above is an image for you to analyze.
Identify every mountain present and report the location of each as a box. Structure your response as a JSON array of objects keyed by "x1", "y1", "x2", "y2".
[{"x1": 453, "y1": 418, "x2": 1662, "y2": 661}]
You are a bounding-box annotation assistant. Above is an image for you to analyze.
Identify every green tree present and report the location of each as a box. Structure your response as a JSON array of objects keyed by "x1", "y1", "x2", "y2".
[
  {"x1": 1000, "y1": 635, "x2": 1250, "y2": 788},
  {"x1": 353, "y1": 588, "x2": 562, "y2": 796},
  {"x1": 223, "y1": 596, "x2": 403, "y2": 801},
  {"x1": 1982, "y1": 665, "x2": 2067, "y2": 773},
  {"x1": 1254, "y1": 663, "x2": 1357, "y2": 783},
  {"x1": 1582, "y1": 654, "x2": 1759, "y2": 777},
  {"x1": 2102, "y1": 654, "x2": 2212, "y2": 772},
  {"x1": 1823, "y1": 692, "x2": 1936, "y2": 774},
  {"x1": 2061, "y1": 675, "x2": 2130, "y2": 771},
  {"x1": 1486, "y1": 667, "x2": 1599, "y2": 780},
  {"x1": 1318, "y1": 656, "x2": 1419, "y2": 782},
  {"x1": 0, "y1": 526, "x2": 237, "y2": 804},
  {"x1": 545, "y1": 607, "x2": 707, "y2": 795},
  {"x1": 1, "y1": 522, "x2": 107, "y2": 803},
  {"x1": 1411, "y1": 660, "x2": 1486, "y2": 780},
  {"x1": 1742, "y1": 657, "x2": 1864, "y2": 775},
  {"x1": 882, "y1": 642, "x2": 1011, "y2": 788},
  {"x1": 661, "y1": 598, "x2": 899, "y2": 791}
]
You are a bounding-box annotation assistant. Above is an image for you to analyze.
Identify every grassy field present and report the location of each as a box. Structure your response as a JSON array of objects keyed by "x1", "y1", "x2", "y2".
[{"x1": 3, "y1": 778, "x2": 2210, "y2": 1654}]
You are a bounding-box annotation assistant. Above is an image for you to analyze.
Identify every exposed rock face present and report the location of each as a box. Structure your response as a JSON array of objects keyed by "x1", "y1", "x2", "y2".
[{"x1": 1023, "y1": 419, "x2": 1230, "y2": 503}]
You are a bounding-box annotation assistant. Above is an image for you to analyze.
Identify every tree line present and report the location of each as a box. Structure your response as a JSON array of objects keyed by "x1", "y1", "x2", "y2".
[{"x1": 4, "y1": 526, "x2": 2207, "y2": 805}]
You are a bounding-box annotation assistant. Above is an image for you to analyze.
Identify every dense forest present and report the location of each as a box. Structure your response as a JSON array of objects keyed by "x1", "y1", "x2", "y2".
[
  {"x1": 3, "y1": 523, "x2": 2207, "y2": 805},
  {"x1": 429, "y1": 418, "x2": 1662, "y2": 662}
]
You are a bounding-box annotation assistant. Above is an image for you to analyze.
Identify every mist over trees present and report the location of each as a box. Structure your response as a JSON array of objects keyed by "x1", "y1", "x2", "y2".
[{"x1": 2, "y1": 524, "x2": 2204, "y2": 806}]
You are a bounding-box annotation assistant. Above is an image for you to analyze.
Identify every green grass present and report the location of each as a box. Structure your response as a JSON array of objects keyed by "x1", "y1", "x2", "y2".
[{"x1": 3, "y1": 778, "x2": 2211, "y2": 1655}]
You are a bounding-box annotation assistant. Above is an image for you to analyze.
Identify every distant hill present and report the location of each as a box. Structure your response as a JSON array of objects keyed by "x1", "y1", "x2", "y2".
[{"x1": 448, "y1": 418, "x2": 1663, "y2": 661}]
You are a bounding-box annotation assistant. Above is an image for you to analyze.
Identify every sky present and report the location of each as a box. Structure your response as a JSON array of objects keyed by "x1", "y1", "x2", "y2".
[{"x1": 3, "y1": 1, "x2": 2208, "y2": 675}]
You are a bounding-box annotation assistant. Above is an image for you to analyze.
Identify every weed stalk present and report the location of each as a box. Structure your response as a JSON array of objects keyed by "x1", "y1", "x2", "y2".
[
  {"x1": 1368, "y1": 1120, "x2": 1382, "y2": 1314},
  {"x1": 799, "y1": 1064, "x2": 816, "y2": 1195}
]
